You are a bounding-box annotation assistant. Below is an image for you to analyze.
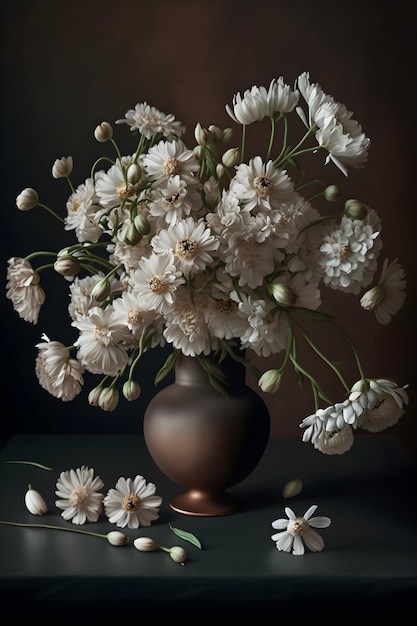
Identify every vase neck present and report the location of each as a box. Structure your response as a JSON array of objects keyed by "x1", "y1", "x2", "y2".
[{"x1": 175, "y1": 354, "x2": 246, "y2": 387}]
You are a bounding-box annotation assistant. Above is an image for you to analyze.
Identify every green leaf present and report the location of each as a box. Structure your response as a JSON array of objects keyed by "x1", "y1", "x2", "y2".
[{"x1": 169, "y1": 524, "x2": 203, "y2": 549}]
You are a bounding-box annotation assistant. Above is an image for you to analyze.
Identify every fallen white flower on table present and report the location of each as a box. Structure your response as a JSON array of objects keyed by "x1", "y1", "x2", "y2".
[
  {"x1": 55, "y1": 465, "x2": 104, "y2": 525},
  {"x1": 134, "y1": 537, "x2": 188, "y2": 565},
  {"x1": 103, "y1": 475, "x2": 162, "y2": 529},
  {"x1": 271, "y1": 505, "x2": 331, "y2": 555},
  {"x1": 25, "y1": 484, "x2": 48, "y2": 515}
]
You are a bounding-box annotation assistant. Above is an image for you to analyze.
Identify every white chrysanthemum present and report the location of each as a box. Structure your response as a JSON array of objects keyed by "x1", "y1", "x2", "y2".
[
  {"x1": 271, "y1": 505, "x2": 331, "y2": 555},
  {"x1": 35, "y1": 338, "x2": 84, "y2": 401},
  {"x1": 112, "y1": 291, "x2": 164, "y2": 347},
  {"x1": 143, "y1": 139, "x2": 200, "y2": 187},
  {"x1": 129, "y1": 250, "x2": 185, "y2": 313},
  {"x1": 103, "y1": 475, "x2": 162, "y2": 529},
  {"x1": 231, "y1": 290, "x2": 289, "y2": 356},
  {"x1": 205, "y1": 295, "x2": 249, "y2": 341},
  {"x1": 350, "y1": 378, "x2": 409, "y2": 432},
  {"x1": 230, "y1": 157, "x2": 294, "y2": 212},
  {"x1": 360, "y1": 258, "x2": 406, "y2": 324},
  {"x1": 163, "y1": 286, "x2": 214, "y2": 356},
  {"x1": 68, "y1": 273, "x2": 122, "y2": 321},
  {"x1": 226, "y1": 77, "x2": 299, "y2": 125},
  {"x1": 72, "y1": 305, "x2": 131, "y2": 376},
  {"x1": 149, "y1": 175, "x2": 202, "y2": 225},
  {"x1": 115, "y1": 102, "x2": 185, "y2": 140},
  {"x1": 65, "y1": 178, "x2": 102, "y2": 243},
  {"x1": 151, "y1": 217, "x2": 219, "y2": 276},
  {"x1": 6, "y1": 257, "x2": 45, "y2": 324},
  {"x1": 300, "y1": 407, "x2": 356, "y2": 455},
  {"x1": 296, "y1": 72, "x2": 370, "y2": 176},
  {"x1": 318, "y1": 215, "x2": 381, "y2": 293},
  {"x1": 55, "y1": 466, "x2": 104, "y2": 525}
]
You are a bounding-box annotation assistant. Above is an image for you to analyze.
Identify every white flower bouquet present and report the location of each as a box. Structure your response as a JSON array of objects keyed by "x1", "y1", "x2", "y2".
[{"x1": 6, "y1": 71, "x2": 408, "y2": 455}]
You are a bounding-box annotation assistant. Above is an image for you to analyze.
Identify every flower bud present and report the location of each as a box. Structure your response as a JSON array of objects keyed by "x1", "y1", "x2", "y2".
[
  {"x1": 222, "y1": 147, "x2": 240, "y2": 168},
  {"x1": 124, "y1": 222, "x2": 142, "y2": 246},
  {"x1": 193, "y1": 145, "x2": 205, "y2": 160},
  {"x1": 258, "y1": 369, "x2": 282, "y2": 393},
  {"x1": 282, "y1": 477, "x2": 303, "y2": 499},
  {"x1": 169, "y1": 546, "x2": 187, "y2": 564},
  {"x1": 134, "y1": 214, "x2": 151, "y2": 236},
  {"x1": 194, "y1": 123, "x2": 214, "y2": 146},
  {"x1": 270, "y1": 283, "x2": 297, "y2": 307},
  {"x1": 91, "y1": 278, "x2": 111, "y2": 301},
  {"x1": 25, "y1": 485, "x2": 48, "y2": 515},
  {"x1": 134, "y1": 537, "x2": 159, "y2": 552},
  {"x1": 16, "y1": 188, "x2": 39, "y2": 211},
  {"x1": 323, "y1": 184, "x2": 341, "y2": 202},
  {"x1": 52, "y1": 156, "x2": 73, "y2": 179},
  {"x1": 98, "y1": 387, "x2": 119, "y2": 412},
  {"x1": 360, "y1": 285, "x2": 385, "y2": 311},
  {"x1": 107, "y1": 531, "x2": 129, "y2": 546},
  {"x1": 208, "y1": 124, "x2": 223, "y2": 141},
  {"x1": 123, "y1": 380, "x2": 141, "y2": 401},
  {"x1": 221, "y1": 128, "x2": 233, "y2": 142},
  {"x1": 54, "y1": 256, "x2": 81, "y2": 277},
  {"x1": 94, "y1": 121, "x2": 113, "y2": 142},
  {"x1": 216, "y1": 163, "x2": 225, "y2": 178},
  {"x1": 344, "y1": 198, "x2": 368, "y2": 220},
  {"x1": 88, "y1": 386, "x2": 102, "y2": 406},
  {"x1": 127, "y1": 163, "x2": 142, "y2": 184}
]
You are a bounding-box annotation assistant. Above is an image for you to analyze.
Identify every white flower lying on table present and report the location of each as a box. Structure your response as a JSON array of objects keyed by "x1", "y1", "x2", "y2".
[
  {"x1": 103, "y1": 475, "x2": 162, "y2": 529},
  {"x1": 271, "y1": 504, "x2": 331, "y2": 555},
  {"x1": 25, "y1": 484, "x2": 48, "y2": 515},
  {"x1": 55, "y1": 465, "x2": 104, "y2": 524}
]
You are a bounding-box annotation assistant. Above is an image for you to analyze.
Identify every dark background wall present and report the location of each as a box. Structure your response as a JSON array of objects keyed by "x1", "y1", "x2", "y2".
[{"x1": 1, "y1": 0, "x2": 416, "y2": 458}]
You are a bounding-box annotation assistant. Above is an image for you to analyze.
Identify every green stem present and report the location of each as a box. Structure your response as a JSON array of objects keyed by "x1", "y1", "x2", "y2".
[
  {"x1": 0, "y1": 520, "x2": 108, "y2": 539},
  {"x1": 38, "y1": 203, "x2": 65, "y2": 223},
  {"x1": 4, "y1": 460, "x2": 53, "y2": 470}
]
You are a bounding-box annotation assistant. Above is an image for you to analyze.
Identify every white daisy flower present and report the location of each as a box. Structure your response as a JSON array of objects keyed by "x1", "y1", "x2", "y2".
[
  {"x1": 230, "y1": 157, "x2": 294, "y2": 212},
  {"x1": 143, "y1": 139, "x2": 200, "y2": 187},
  {"x1": 226, "y1": 77, "x2": 299, "y2": 125},
  {"x1": 300, "y1": 407, "x2": 356, "y2": 455},
  {"x1": 112, "y1": 291, "x2": 164, "y2": 347},
  {"x1": 151, "y1": 217, "x2": 219, "y2": 276},
  {"x1": 149, "y1": 175, "x2": 201, "y2": 225},
  {"x1": 55, "y1": 466, "x2": 104, "y2": 525},
  {"x1": 65, "y1": 178, "x2": 103, "y2": 243},
  {"x1": 296, "y1": 72, "x2": 370, "y2": 176},
  {"x1": 271, "y1": 505, "x2": 331, "y2": 555},
  {"x1": 35, "y1": 338, "x2": 84, "y2": 401},
  {"x1": 95, "y1": 158, "x2": 138, "y2": 209},
  {"x1": 129, "y1": 250, "x2": 185, "y2": 313},
  {"x1": 115, "y1": 102, "x2": 185, "y2": 140},
  {"x1": 360, "y1": 258, "x2": 407, "y2": 324},
  {"x1": 72, "y1": 305, "x2": 131, "y2": 376},
  {"x1": 103, "y1": 475, "x2": 162, "y2": 529},
  {"x1": 6, "y1": 257, "x2": 45, "y2": 324}
]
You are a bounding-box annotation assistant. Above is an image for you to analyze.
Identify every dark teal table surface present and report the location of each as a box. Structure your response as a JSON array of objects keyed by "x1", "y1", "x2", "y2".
[{"x1": 0, "y1": 433, "x2": 416, "y2": 621}]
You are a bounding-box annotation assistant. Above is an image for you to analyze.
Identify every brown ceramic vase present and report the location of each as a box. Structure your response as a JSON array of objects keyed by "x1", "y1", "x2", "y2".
[{"x1": 143, "y1": 354, "x2": 270, "y2": 516}]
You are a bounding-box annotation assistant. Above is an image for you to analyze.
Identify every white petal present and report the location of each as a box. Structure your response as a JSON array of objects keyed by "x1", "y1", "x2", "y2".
[
  {"x1": 303, "y1": 527, "x2": 325, "y2": 552},
  {"x1": 308, "y1": 516, "x2": 331, "y2": 529}
]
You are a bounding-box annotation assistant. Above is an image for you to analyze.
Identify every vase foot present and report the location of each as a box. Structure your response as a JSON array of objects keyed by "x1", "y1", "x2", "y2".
[{"x1": 169, "y1": 489, "x2": 238, "y2": 516}]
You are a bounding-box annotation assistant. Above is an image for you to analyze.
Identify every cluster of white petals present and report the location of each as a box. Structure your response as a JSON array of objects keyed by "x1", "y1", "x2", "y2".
[
  {"x1": 7, "y1": 72, "x2": 408, "y2": 452},
  {"x1": 271, "y1": 505, "x2": 331, "y2": 555}
]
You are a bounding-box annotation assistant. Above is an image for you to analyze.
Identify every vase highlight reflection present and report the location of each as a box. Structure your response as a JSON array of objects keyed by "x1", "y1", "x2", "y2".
[{"x1": 143, "y1": 354, "x2": 270, "y2": 516}]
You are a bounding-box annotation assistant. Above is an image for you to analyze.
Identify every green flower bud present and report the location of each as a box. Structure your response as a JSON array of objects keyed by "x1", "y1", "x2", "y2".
[
  {"x1": 124, "y1": 222, "x2": 142, "y2": 246},
  {"x1": 91, "y1": 278, "x2": 111, "y2": 302},
  {"x1": 123, "y1": 380, "x2": 141, "y2": 401},
  {"x1": 88, "y1": 386, "x2": 102, "y2": 407},
  {"x1": 134, "y1": 214, "x2": 151, "y2": 236},
  {"x1": 282, "y1": 477, "x2": 303, "y2": 499},
  {"x1": 98, "y1": 387, "x2": 119, "y2": 412},
  {"x1": 258, "y1": 369, "x2": 282, "y2": 393},
  {"x1": 344, "y1": 198, "x2": 368, "y2": 220},
  {"x1": 221, "y1": 147, "x2": 240, "y2": 168},
  {"x1": 221, "y1": 127, "x2": 233, "y2": 142},
  {"x1": 169, "y1": 546, "x2": 188, "y2": 564},
  {"x1": 270, "y1": 283, "x2": 297, "y2": 307},
  {"x1": 323, "y1": 184, "x2": 341, "y2": 202},
  {"x1": 54, "y1": 256, "x2": 81, "y2": 277}
]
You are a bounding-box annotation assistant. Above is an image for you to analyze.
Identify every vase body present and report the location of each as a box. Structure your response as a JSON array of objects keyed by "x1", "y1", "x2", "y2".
[{"x1": 143, "y1": 354, "x2": 270, "y2": 516}]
